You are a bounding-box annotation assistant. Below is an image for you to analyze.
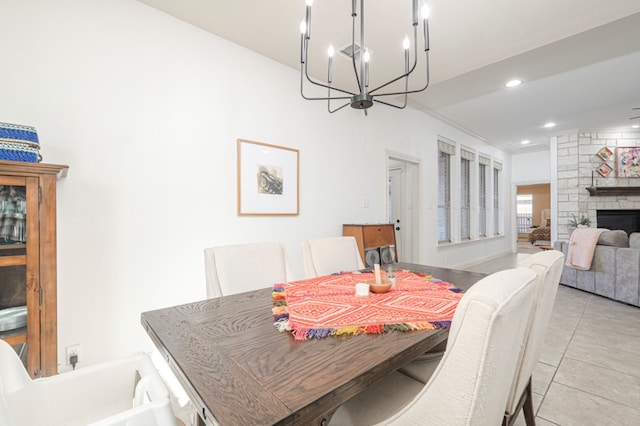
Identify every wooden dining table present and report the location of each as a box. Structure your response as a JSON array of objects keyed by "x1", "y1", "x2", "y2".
[{"x1": 140, "y1": 262, "x2": 486, "y2": 426}]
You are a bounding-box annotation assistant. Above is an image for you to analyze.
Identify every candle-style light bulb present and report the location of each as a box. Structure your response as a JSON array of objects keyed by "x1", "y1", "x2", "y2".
[
  {"x1": 403, "y1": 36, "x2": 410, "y2": 74},
  {"x1": 327, "y1": 44, "x2": 334, "y2": 83},
  {"x1": 363, "y1": 49, "x2": 370, "y2": 88},
  {"x1": 305, "y1": 0, "x2": 313, "y2": 5},
  {"x1": 422, "y1": 4, "x2": 430, "y2": 51},
  {"x1": 299, "y1": 21, "x2": 306, "y2": 34},
  {"x1": 421, "y1": 4, "x2": 430, "y2": 19}
]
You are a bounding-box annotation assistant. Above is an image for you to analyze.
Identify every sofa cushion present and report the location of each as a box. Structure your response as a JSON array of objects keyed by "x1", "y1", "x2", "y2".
[
  {"x1": 597, "y1": 230, "x2": 629, "y2": 247},
  {"x1": 630, "y1": 233, "x2": 640, "y2": 249}
]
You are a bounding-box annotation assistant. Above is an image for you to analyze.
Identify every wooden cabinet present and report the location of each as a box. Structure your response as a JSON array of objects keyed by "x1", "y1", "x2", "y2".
[
  {"x1": 343, "y1": 224, "x2": 397, "y2": 267},
  {"x1": 0, "y1": 160, "x2": 68, "y2": 378}
]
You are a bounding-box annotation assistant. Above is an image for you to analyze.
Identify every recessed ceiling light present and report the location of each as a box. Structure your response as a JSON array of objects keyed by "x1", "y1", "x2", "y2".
[
  {"x1": 632, "y1": 124, "x2": 640, "y2": 129},
  {"x1": 521, "y1": 140, "x2": 530, "y2": 145},
  {"x1": 543, "y1": 122, "x2": 556, "y2": 128},
  {"x1": 505, "y1": 79, "x2": 522, "y2": 88}
]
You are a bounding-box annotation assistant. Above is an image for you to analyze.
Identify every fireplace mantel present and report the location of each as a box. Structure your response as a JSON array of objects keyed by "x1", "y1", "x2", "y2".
[{"x1": 586, "y1": 186, "x2": 640, "y2": 196}]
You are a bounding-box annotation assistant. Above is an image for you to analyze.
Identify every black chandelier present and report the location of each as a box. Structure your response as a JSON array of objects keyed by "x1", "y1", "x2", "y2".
[{"x1": 300, "y1": 0, "x2": 431, "y2": 114}]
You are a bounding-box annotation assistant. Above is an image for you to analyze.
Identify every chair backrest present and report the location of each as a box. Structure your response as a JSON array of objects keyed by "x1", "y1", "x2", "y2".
[
  {"x1": 385, "y1": 267, "x2": 538, "y2": 425},
  {"x1": 0, "y1": 340, "x2": 176, "y2": 426},
  {"x1": 540, "y1": 209, "x2": 551, "y2": 227},
  {"x1": 301, "y1": 236, "x2": 365, "y2": 278},
  {"x1": 505, "y1": 250, "x2": 564, "y2": 415},
  {"x1": 204, "y1": 242, "x2": 292, "y2": 298}
]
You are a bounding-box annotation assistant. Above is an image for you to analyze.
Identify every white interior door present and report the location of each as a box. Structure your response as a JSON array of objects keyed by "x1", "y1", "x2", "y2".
[
  {"x1": 388, "y1": 155, "x2": 419, "y2": 263},
  {"x1": 389, "y1": 167, "x2": 404, "y2": 261}
]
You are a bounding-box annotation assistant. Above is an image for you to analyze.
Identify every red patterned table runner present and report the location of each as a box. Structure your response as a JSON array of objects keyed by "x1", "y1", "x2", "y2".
[{"x1": 273, "y1": 270, "x2": 463, "y2": 340}]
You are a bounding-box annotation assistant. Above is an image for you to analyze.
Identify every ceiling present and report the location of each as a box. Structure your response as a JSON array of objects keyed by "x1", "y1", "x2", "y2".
[{"x1": 138, "y1": 0, "x2": 640, "y2": 154}]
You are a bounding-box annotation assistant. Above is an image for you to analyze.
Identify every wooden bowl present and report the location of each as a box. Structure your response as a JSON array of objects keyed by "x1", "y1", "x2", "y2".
[{"x1": 367, "y1": 278, "x2": 392, "y2": 294}]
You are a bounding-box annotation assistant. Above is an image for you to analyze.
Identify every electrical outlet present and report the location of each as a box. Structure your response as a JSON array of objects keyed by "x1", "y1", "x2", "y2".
[{"x1": 65, "y1": 344, "x2": 82, "y2": 366}]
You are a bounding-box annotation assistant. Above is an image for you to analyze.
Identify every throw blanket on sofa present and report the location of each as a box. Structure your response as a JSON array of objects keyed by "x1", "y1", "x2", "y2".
[{"x1": 566, "y1": 227, "x2": 608, "y2": 270}]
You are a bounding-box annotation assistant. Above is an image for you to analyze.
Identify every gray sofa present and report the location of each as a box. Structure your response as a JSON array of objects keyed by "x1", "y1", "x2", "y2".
[{"x1": 554, "y1": 230, "x2": 640, "y2": 307}]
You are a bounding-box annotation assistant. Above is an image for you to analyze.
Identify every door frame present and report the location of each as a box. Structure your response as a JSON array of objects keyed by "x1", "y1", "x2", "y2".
[{"x1": 386, "y1": 150, "x2": 421, "y2": 263}]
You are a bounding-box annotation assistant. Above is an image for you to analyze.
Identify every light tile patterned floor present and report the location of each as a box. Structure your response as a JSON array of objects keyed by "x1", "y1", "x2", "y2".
[{"x1": 463, "y1": 249, "x2": 640, "y2": 426}]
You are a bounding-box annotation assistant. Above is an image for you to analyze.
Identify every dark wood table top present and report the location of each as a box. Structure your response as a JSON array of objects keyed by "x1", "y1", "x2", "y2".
[{"x1": 141, "y1": 262, "x2": 486, "y2": 426}]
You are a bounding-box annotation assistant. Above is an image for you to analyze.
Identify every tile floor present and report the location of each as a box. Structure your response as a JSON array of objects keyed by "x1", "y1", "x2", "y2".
[{"x1": 463, "y1": 249, "x2": 640, "y2": 426}]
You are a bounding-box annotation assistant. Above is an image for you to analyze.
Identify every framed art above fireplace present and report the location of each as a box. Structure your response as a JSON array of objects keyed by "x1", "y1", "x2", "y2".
[{"x1": 617, "y1": 147, "x2": 640, "y2": 177}]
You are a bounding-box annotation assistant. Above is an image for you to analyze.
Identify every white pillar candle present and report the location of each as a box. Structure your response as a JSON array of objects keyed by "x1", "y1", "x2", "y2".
[
  {"x1": 355, "y1": 283, "x2": 370, "y2": 297},
  {"x1": 374, "y1": 263, "x2": 381, "y2": 284}
]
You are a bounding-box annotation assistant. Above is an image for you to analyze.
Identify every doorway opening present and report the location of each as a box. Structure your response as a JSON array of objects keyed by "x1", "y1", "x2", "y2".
[
  {"x1": 516, "y1": 183, "x2": 550, "y2": 249},
  {"x1": 387, "y1": 153, "x2": 420, "y2": 263}
]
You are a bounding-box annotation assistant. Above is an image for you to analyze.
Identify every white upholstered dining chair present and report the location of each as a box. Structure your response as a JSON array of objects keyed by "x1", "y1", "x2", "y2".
[
  {"x1": 204, "y1": 241, "x2": 292, "y2": 298},
  {"x1": 329, "y1": 266, "x2": 538, "y2": 425},
  {"x1": 301, "y1": 236, "x2": 365, "y2": 278},
  {"x1": 398, "y1": 250, "x2": 564, "y2": 426},
  {"x1": 0, "y1": 340, "x2": 176, "y2": 426},
  {"x1": 503, "y1": 249, "x2": 564, "y2": 425}
]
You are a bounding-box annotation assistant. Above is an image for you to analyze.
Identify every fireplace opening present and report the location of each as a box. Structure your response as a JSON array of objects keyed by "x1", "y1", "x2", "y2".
[{"x1": 597, "y1": 210, "x2": 640, "y2": 235}]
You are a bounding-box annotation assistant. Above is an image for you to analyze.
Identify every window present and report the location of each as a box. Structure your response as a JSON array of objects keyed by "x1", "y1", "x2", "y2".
[
  {"x1": 438, "y1": 139, "x2": 455, "y2": 243},
  {"x1": 516, "y1": 194, "x2": 533, "y2": 233},
  {"x1": 478, "y1": 156, "x2": 490, "y2": 237},
  {"x1": 460, "y1": 158, "x2": 470, "y2": 240},
  {"x1": 438, "y1": 151, "x2": 451, "y2": 242},
  {"x1": 493, "y1": 162, "x2": 502, "y2": 235},
  {"x1": 460, "y1": 148, "x2": 474, "y2": 241}
]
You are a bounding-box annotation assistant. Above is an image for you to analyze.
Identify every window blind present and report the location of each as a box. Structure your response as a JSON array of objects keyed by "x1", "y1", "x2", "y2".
[
  {"x1": 438, "y1": 151, "x2": 451, "y2": 242},
  {"x1": 461, "y1": 157, "x2": 471, "y2": 240},
  {"x1": 479, "y1": 163, "x2": 487, "y2": 237}
]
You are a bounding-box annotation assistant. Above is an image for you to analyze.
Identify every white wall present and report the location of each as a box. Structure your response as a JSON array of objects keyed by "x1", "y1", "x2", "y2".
[
  {"x1": 0, "y1": 0, "x2": 511, "y2": 370},
  {"x1": 512, "y1": 150, "x2": 551, "y2": 183}
]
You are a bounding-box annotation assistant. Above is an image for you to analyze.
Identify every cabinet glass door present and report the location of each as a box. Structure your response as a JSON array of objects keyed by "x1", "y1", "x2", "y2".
[{"x1": 0, "y1": 175, "x2": 39, "y2": 375}]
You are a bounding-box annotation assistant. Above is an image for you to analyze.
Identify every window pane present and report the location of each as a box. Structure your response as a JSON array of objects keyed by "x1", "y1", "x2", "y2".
[
  {"x1": 494, "y1": 167, "x2": 500, "y2": 235},
  {"x1": 461, "y1": 158, "x2": 470, "y2": 240},
  {"x1": 479, "y1": 164, "x2": 487, "y2": 237},
  {"x1": 438, "y1": 151, "x2": 450, "y2": 242}
]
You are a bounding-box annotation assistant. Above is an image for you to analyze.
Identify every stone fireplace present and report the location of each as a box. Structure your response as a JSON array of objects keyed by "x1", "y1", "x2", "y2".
[{"x1": 556, "y1": 131, "x2": 640, "y2": 240}]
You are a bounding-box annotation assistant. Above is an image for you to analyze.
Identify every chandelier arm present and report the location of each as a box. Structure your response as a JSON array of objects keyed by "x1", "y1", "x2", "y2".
[
  {"x1": 373, "y1": 98, "x2": 407, "y2": 109},
  {"x1": 302, "y1": 62, "x2": 356, "y2": 97},
  {"x1": 374, "y1": 70, "x2": 410, "y2": 109},
  {"x1": 300, "y1": 64, "x2": 352, "y2": 101},
  {"x1": 371, "y1": 54, "x2": 430, "y2": 97},
  {"x1": 369, "y1": 26, "x2": 420, "y2": 95},
  {"x1": 327, "y1": 83, "x2": 351, "y2": 113},
  {"x1": 329, "y1": 101, "x2": 352, "y2": 113}
]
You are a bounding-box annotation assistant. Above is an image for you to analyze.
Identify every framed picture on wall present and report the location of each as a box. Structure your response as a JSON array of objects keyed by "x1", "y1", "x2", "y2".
[
  {"x1": 597, "y1": 146, "x2": 614, "y2": 162},
  {"x1": 617, "y1": 147, "x2": 640, "y2": 177},
  {"x1": 596, "y1": 162, "x2": 613, "y2": 177},
  {"x1": 237, "y1": 139, "x2": 299, "y2": 215}
]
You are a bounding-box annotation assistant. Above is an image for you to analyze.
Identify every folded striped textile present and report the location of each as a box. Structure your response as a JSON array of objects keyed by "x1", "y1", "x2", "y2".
[{"x1": 0, "y1": 122, "x2": 41, "y2": 163}]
